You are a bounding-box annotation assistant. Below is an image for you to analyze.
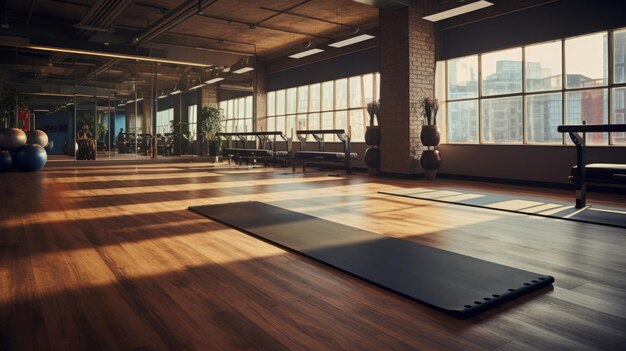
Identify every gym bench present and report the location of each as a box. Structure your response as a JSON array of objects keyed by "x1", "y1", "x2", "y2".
[
  {"x1": 557, "y1": 123, "x2": 626, "y2": 208},
  {"x1": 217, "y1": 131, "x2": 292, "y2": 166},
  {"x1": 293, "y1": 129, "x2": 357, "y2": 174}
]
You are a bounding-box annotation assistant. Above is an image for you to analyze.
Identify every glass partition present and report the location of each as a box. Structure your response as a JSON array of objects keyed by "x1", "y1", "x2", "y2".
[{"x1": 0, "y1": 43, "x2": 251, "y2": 159}]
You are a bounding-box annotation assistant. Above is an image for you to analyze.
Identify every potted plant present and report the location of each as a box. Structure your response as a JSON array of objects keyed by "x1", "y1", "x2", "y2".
[
  {"x1": 198, "y1": 106, "x2": 224, "y2": 160},
  {"x1": 364, "y1": 100, "x2": 381, "y2": 172},
  {"x1": 171, "y1": 120, "x2": 190, "y2": 156},
  {"x1": 419, "y1": 97, "x2": 441, "y2": 179},
  {"x1": 0, "y1": 91, "x2": 25, "y2": 128}
]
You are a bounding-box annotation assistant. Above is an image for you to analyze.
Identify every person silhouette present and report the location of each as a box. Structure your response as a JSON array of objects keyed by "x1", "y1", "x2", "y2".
[{"x1": 116, "y1": 128, "x2": 126, "y2": 153}]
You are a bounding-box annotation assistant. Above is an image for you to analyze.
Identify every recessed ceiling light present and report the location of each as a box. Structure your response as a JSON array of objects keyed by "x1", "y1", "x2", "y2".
[
  {"x1": 205, "y1": 77, "x2": 224, "y2": 84},
  {"x1": 189, "y1": 83, "x2": 205, "y2": 90},
  {"x1": 233, "y1": 67, "x2": 255, "y2": 74},
  {"x1": 422, "y1": 0, "x2": 493, "y2": 22},
  {"x1": 329, "y1": 34, "x2": 375, "y2": 48},
  {"x1": 289, "y1": 48, "x2": 324, "y2": 59}
]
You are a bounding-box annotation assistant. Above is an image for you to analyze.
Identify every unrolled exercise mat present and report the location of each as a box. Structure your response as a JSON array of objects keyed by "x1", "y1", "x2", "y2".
[
  {"x1": 379, "y1": 187, "x2": 626, "y2": 229},
  {"x1": 189, "y1": 201, "x2": 554, "y2": 318}
]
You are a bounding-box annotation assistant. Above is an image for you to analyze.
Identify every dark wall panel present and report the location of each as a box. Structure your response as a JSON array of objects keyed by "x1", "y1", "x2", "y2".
[
  {"x1": 438, "y1": 0, "x2": 626, "y2": 60},
  {"x1": 218, "y1": 90, "x2": 252, "y2": 101},
  {"x1": 267, "y1": 47, "x2": 379, "y2": 91}
]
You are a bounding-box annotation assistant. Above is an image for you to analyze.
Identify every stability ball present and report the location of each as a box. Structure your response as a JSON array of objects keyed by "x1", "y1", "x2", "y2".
[
  {"x1": 26, "y1": 130, "x2": 49, "y2": 147},
  {"x1": 0, "y1": 149, "x2": 12, "y2": 172},
  {"x1": 14, "y1": 144, "x2": 47, "y2": 172},
  {"x1": 0, "y1": 128, "x2": 27, "y2": 151}
]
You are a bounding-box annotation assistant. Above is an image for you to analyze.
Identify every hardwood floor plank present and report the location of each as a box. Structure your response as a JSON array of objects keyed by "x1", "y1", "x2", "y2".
[{"x1": 1, "y1": 162, "x2": 625, "y2": 350}]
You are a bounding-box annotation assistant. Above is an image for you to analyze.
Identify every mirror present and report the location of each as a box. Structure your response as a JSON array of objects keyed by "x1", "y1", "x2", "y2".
[{"x1": 0, "y1": 44, "x2": 254, "y2": 162}]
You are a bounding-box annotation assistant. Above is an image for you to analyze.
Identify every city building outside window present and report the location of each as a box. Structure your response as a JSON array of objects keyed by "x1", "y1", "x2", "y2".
[{"x1": 439, "y1": 27, "x2": 626, "y2": 146}]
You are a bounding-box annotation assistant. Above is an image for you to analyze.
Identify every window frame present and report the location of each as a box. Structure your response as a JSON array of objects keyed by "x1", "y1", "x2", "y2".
[{"x1": 440, "y1": 28, "x2": 626, "y2": 146}]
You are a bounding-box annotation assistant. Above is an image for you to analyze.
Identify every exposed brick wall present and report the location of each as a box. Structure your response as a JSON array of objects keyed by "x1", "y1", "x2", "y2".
[
  {"x1": 255, "y1": 60, "x2": 268, "y2": 132},
  {"x1": 409, "y1": 3, "x2": 436, "y2": 168},
  {"x1": 379, "y1": 3, "x2": 435, "y2": 175},
  {"x1": 143, "y1": 90, "x2": 153, "y2": 134},
  {"x1": 200, "y1": 85, "x2": 218, "y2": 109}
]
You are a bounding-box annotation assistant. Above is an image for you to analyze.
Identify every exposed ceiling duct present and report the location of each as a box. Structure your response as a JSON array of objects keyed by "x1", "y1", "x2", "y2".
[{"x1": 75, "y1": 0, "x2": 135, "y2": 40}]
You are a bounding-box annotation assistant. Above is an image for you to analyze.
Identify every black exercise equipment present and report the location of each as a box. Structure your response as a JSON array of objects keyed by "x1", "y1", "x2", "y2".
[
  {"x1": 189, "y1": 201, "x2": 554, "y2": 318},
  {"x1": 218, "y1": 131, "x2": 292, "y2": 166},
  {"x1": 557, "y1": 123, "x2": 626, "y2": 208},
  {"x1": 76, "y1": 126, "x2": 96, "y2": 160},
  {"x1": 293, "y1": 129, "x2": 356, "y2": 174}
]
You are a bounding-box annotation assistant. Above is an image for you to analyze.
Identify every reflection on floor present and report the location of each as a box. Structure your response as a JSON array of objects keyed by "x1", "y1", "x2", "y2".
[
  {"x1": 381, "y1": 187, "x2": 626, "y2": 228},
  {"x1": 1, "y1": 161, "x2": 625, "y2": 350}
]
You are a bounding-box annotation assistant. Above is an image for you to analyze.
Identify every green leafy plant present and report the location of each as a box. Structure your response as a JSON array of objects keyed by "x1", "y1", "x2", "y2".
[
  {"x1": 0, "y1": 91, "x2": 26, "y2": 128},
  {"x1": 198, "y1": 106, "x2": 224, "y2": 157},
  {"x1": 198, "y1": 106, "x2": 224, "y2": 141},
  {"x1": 171, "y1": 120, "x2": 190, "y2": 155},
  {"x1": 421, "y1": 97, "x2": 439, "y2": 126}
]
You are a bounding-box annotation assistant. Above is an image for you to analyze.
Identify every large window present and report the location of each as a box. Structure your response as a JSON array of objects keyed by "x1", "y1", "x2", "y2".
[
  {"x1": 440, "y1": 28, "x2": 626, "y2": 146},
  {"x1": 156, "y1": 108, "x2": 173, "y2": 136},
  {"x1": 266, "y1": 73, "x2": 380, "y2": 142},
  {"x1": 188, "y1": 104, "x2": 197, "y2": 140},
  {"x1": 219, "y1": 96, "x2": 253, "y2": 135}
]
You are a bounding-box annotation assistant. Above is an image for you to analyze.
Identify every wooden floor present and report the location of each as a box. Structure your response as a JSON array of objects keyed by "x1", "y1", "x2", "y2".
[{"x1": 1, "y1": 161, "x2": 625, "y2": 350}]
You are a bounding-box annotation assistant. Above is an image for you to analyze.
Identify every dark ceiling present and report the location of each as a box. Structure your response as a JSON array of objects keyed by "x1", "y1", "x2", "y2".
[{"x1": 0, "y1": 0, "x2": 557, "y2": 110}]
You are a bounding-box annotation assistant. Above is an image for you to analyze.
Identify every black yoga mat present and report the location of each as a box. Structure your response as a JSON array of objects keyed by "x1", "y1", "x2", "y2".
[
  {"x1": 380, "y1": 187, "x2": 626, "y2": 229},
  {"x1": 189, "y1": 201, "x2": 554, "y2": 318}
]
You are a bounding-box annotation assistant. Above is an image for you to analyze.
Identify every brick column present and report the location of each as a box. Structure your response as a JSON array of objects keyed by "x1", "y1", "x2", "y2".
[
  {"x1": 142, "y1": 90, "x2": 152, "y2": 134},
  {"x1": 200, "y1": 84, "x2": 218, "y2": 109},
  {"x1": 254, "y1": 60, "x2": 267, "y2": 132},
  {"x1": 379, "y1": 3, "x2": 435, "y2": 175}
]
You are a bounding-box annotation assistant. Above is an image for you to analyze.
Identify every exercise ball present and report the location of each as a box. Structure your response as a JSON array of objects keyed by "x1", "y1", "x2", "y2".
[
  {"x1": 0, "y1": 128, "x2": 27, "y2": 151},
  {"x1": 26, "y1": 130, "x2": 49, "y2": 147},
  {"x1": 14, "y1": 144, "x2": 47, "y2": 172},
  {"x1": 0, "y1": 149, "x2": 12, "y2": 172}
]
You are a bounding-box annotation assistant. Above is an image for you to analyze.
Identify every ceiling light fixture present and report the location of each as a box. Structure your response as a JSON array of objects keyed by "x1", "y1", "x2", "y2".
[
  {"x1": 125, "y1": 98, "x2": 143, "y2": 105},
  {"x1": 422, "y1": 0, "x2": 494, "y2": 22},
  {"x1": 205, "y1": 77, "x2": 224, "y2": 84},
  {"x1": 26, "y1": 44, "x2": 211, "y2": 67},
  {"x1": 289, "y1": 48, "x2": 324, "y2": 59},
  {"x1": 329, "y1": 34, "x2": 375, "y2": 48},
  {"x1": 233, "y1": 67, "x2": 254, "y2": 74},
  {"x1": 189, "y1": 83, "x2": 205, "y2": 90}
]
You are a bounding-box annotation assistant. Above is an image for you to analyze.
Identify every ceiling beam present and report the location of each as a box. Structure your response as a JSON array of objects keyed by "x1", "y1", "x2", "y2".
[
  {"x1": 197, "y1": 13, "x2": 332, "y2": 40},
  {"x1": 259, "y1": 6, "x2": 354, "y2": 28},
  {"x1": 253, "y1": 0, "x2": 313, "y2": 27},
  {"x1": 132, "y1": 0, "x2": 218, "y2": 46},
  {"x1": 78, "y1": 0, "x2": 221, "y2": 85}
]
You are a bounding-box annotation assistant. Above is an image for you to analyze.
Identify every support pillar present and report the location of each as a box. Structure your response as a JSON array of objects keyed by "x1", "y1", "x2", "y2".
[{"x1": 379, "y1": 2, "x2": 436, "y2": 175}]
